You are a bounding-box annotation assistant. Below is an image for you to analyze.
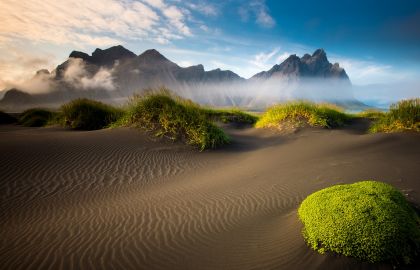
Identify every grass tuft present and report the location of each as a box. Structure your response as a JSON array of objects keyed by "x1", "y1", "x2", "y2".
[
  {"x1": 19, "y1": 108, "x2": 55, "y2": 127},
  {"x1": 0, "y1": 110, "x2": 17, "y2": 124},
  {"x1": 256, "y1": 101, "x2": 350, "y2": 130},
  {"x1": 60, "y1": 98, "x2": 123, "y2": 130},
  {"x1": 115, "y1": 89, "x2": 230, "y2": 150},
  {"x1": 298, "y1": 181, "x2": 420, "y2": 263},
  {"x1": 357, "y1": 109, "x2": 385, "y2": 119},
  {"x1": 370, "y1": 98, "x2": 419, "y2": 133},
  {"x1": 203, "y1": 108, "x2": 259, "y2": 125}
]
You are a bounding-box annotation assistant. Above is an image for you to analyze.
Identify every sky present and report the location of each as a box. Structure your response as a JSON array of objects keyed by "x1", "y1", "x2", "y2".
[{"x1": 0, "y1": 0, "x2": 419, "y2": 104}]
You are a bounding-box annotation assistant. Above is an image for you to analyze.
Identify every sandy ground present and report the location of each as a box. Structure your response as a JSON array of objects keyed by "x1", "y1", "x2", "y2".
[{"x1": 0, "y1": 121, "x2": 419, "y2": 270}]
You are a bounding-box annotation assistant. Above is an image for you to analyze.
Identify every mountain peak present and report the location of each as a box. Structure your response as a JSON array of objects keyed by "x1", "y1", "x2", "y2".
[
  {"x1": 139, "y1": 49, "x2": 168, "y2": 61},
  {"x1": 68, "y1": 45, "x2": 136, "y2": 67},
  {"x1": 1, "y1": 88, "x2": 33, "y2": 105},
  {"x1": 312, "y1": 48, "x2": 326, "y2": 58},
  {"x1": 91, "y1": 45, "x2": 136, "y2": 66},
  {"x1": 252, "y1": 48, "x2": 349, "y2": 82},
  {"x1": 69, "y1": 50, "x2": 90, "y2": 60}
]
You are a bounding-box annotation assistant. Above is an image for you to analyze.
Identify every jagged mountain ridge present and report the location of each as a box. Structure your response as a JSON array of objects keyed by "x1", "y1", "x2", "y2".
[
  {"x1": 0, "y1": 46, "x2": 360, "y2": 111},
  {"x1": 252, "y1": 49, "x2": 349, "y2": 81}
]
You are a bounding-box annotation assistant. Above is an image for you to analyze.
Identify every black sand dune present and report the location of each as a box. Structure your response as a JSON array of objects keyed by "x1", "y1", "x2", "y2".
[{"x1": 0, "y1": 122, "x2": 419, "y2": 270}]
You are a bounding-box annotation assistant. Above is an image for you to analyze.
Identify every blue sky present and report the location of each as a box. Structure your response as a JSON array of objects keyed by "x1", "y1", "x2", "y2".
[{"x1": 0, "y1": 0, "x2": 419, "y2": 100}]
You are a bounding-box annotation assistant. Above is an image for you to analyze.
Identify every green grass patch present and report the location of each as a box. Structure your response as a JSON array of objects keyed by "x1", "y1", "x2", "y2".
[
  {"x1": 60, "y1": 98, "x2": 123, "y2": 130},
  {"x1": 370, "y1": 98, "x2": 420, "y2": 133},
  {"x1": 298, "y1": 181, "x2": 420, "y2": 264},
  {"x1": 357, "y1": 109, "x2": 385, "y2": 119},
  {"x1": 115, "y1": 89, "x2": 230, "y2": 150},
  {"x1": 0, "y1": 110, "x2": 17, "y2": 124},
  {"x1": 19, "y1": 108, "x2": 56, "y2": 127},
  {"x1": 256, "y1": 101, "x2": 350, "y2": 129},
  {"x1": 203, "y1": 108, "x2": 259, "y2": 125}
]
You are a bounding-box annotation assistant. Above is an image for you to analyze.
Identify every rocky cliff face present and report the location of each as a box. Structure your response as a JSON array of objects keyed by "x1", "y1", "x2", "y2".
[{"x1": 252, "y1": 49, "x2": 350, "y2": 82}]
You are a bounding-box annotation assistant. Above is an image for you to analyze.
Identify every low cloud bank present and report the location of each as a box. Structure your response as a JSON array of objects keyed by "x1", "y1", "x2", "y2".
[
  {"x1": 353, "y1": 81, "x2": 420, "y2": 108},
  {"x1": 2, "y1": 60, "x2": 418, "y2": 110},
  {"x1": 2, "y1": 57, "x2": 116, "y2": 94},
  {"x1": 175, "y1": 78, "x2": 355, "y2": 108},
  {"x1": 63, "y1": 58, "x2": 116, "y2": 91}
]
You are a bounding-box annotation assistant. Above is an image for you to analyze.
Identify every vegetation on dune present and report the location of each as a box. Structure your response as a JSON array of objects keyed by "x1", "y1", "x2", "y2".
[
  {"x1": 203, "y1": 108, "x2": 259, "y2": 125},
  {"x1": 60, "y1": 98, "x2": 123, "y2": 130},
  {"x1": 19, "y1": 108, "x2": 56, "y2": 127},
  {"x1": 370, "y1": 98, "x2": 420, "y2": 133},
  {"x1": 115, "y1": 89, "x2": 230, "y2": 150},
  {"x1": 298, "y1": 181, "x2": 420, "y2": 264},
  {"x1": 0, "y1": 110, "x2": 17, "y2": 124},
  {"x1": 256, "y1": 101, "x2": 350, "y2": 129},
  {"x1": 357, "y1": 109, "x2": 385, "y2": 119}
]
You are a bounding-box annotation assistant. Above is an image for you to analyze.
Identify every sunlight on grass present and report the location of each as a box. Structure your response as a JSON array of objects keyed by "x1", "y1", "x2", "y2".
[
  {"x1": 256, "y1": 101, "x2": 350, "y2": 129},
  {"x1": 114, "y1": 88, "x2": 230, "y2": 150},
  {"x1": 370, "y1": 98, "x2": 419, "y2": 133}
]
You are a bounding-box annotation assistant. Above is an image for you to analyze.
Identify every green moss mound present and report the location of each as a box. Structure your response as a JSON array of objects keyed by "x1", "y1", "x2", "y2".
[
  {"x1": 117, "y1": 90, "x2": 230, "y2": 150},
  {"x1": 298, "y1": 181, "x2": 420, "y2": 263},
  {"x1": 19, "y1": 108, "x2": 55, "y2": 127},
  {"x1": 61, "y1": 98, "x2": 122, "y2": 130},
  {"x1": 0, "y1": 110, "x2": 17, "y2": 124},
  {"x1": 370, "y1": 98, "x2": 420, "y2": 133},
  {"x1": 256, "y1": 101, "x2": 349, "y2": 129}
]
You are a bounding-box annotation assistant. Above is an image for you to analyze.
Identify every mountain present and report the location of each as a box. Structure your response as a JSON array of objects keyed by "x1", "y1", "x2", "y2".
[
  {"x1": 1, "y1": 89, "x2": 34, "y2": 106},
  {"x1": 69, "y1": 45, "x2": 137, "y2": 67},
  {"x1": 252, "y1": 49, "x2": 350, "y2": 82},
  {"x1": 0, "y1": 46, "x2": 367, "y2": 111}
]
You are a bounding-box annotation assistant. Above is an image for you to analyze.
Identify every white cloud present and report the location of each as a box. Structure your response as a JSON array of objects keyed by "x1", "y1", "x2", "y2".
[
  {"x1": 178, "y1": 60, "x2": 194, "y2": 67},
  {"x1": 143, "y1": 0, "x2": 166, "y2": 9},
  {"x1": 256, "y1": 8, "x2": 275, "y2": 28},
  {"x1": 0, "y1": 0, "x2": 191, "y2": 48},
  {"x1": 239, "y1": 0, "x2": 275, "y2": 28},
  {"x1": 163, "y1": 6, "x2": 192, "y2": 36},
  {"x1": 200, "y1": 25, "x2": 210, "y2": 32},
  {"x1": 250, "y1": 48, "x2": 280, "y2": 69},
  {"x1": 0, "y1": 44, "x2": 56, "y2": 90},
  {"x1": 186, "y1": 2, "x2": 218, "y2": 16},
  {"x1": 64, "y1": 58, "x2": 116, "y2": 91},
  {"x1": 276, "y1": 52, "x2": 291, "y2": 63}
]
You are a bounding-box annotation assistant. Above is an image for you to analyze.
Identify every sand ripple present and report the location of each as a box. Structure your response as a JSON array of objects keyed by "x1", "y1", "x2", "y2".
[{"x1": 1, "y1": 126, "x2": 419, "y2": 269}]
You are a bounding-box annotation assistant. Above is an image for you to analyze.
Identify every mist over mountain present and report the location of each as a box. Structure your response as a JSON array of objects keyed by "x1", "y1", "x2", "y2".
[{"x1": 0, "y1": 45, "x2": 365, "y2": 111}]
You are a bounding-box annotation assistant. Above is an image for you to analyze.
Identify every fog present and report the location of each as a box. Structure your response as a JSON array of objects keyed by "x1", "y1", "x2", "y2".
[
  {"x1": 2, "y1": 59, "x2": 419, "y2": 112},
  {"x1": 2, "y1": 58, "x2": 116, "y2": 95},
  {"x1": 2, "y1": 69, "x2": 56, "y2": 94},
  {"x1": 63, "y1": 58, "x2": 116, "y2": 91},
  {"x1": 353, "y1": 81, "x2": 420, "y2": 109},
  {"x1": 171, "y1": 78, "x2": 355, "y2": 109}
]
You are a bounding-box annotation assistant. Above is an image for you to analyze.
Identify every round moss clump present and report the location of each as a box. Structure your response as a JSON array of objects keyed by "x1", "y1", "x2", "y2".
[{"x1": 298, "y1": 181, "x2": 420, "y2": 263}]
